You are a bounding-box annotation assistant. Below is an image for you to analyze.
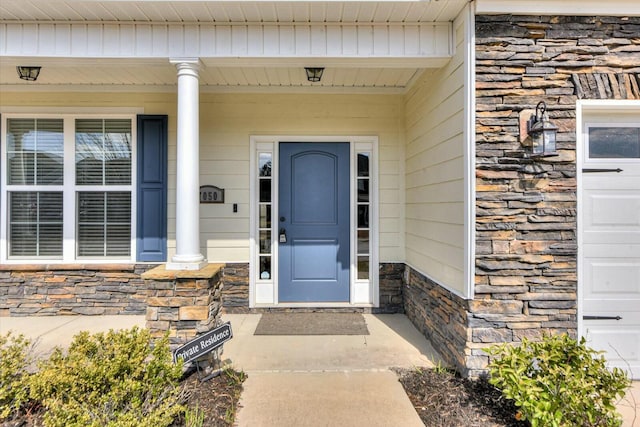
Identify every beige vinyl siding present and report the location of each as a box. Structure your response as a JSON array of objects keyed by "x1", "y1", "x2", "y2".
[
  {"x1": 403, "y1": 12, "x2": 468, "y2": 294},
  {"x1": 196, "y1": 93, "x2": 405, "y2": 262},
  {"x1": 0, "y1": 91, "x2": 405, "y2": 263}
]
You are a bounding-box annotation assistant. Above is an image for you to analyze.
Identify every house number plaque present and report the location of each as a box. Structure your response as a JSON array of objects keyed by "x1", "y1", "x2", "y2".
[{"x1": 200, "y1": 185, "x2": 224, "y2": 204}]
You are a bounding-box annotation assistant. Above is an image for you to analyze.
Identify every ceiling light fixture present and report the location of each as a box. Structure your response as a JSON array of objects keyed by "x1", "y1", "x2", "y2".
[
  {"x1": 304, "y1": 67, "x2": 324, "y2": 83},
  {"x1": 16, "y1": 66, "x2": 41, "y2": 81}
]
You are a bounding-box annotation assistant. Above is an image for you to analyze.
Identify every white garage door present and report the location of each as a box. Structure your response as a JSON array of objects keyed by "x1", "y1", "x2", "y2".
[{"x1": 581, "y1": 122, "x2": 640, "y2": 380}]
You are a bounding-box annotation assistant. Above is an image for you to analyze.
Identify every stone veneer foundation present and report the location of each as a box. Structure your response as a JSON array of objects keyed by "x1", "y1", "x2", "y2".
[
  {"x1": 221, "y1": 262, "x2": 405, "y2": 314},
  {"x1": 0, "y1": 264, "x2": 155, "y2": 317}
]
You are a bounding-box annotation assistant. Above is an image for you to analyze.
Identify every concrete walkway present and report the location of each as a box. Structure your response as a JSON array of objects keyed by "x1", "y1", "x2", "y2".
[
  {"x1": 1, "y1": 314, "x2": 638, "y2": 426},
  {"x1": 223, "y1": 313, "x2": 440, "y2": 427}
]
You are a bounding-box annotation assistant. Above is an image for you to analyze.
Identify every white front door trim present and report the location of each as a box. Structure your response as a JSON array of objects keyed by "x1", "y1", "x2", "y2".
[{"x1": 249, "y1": 135, "x2": 379, "y2": 308}]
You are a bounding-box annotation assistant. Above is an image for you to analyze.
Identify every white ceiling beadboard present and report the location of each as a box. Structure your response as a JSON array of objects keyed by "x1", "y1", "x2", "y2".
[
  {"x1": 0, "y1": 60, "x2": 426, "y2": 92},
  {"x1": 0, "y1": 1, "x2": 469, "y2": 24},
  {"x1": 0, "y1": 1, "x2": 469, "y2": 92}
]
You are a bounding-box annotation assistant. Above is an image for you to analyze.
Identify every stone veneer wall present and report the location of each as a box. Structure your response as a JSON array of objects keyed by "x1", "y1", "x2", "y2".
[
  {"x1": 405, "y1": 14, "x2": 639, "y2": 377},
  {"x1": 221, "y1": 263, "x2": 250, "y2": 313},
  {"x1": 403, "y1": 266, "x2": 469, "y2": 371},
  {"x1": 0, "y1": 264, "x2": 155, "y2": 317},
  {"x1": 221, "y1": 262, "x2": 404, "y2": 314},
  {"x1": 470, "y1": 15, "x2": 639, "y2": 375},
  {"x1": 377, "y1": 263, "x2": 405, "y2": 314},
  {"x1": 142, "y1": 264, "x2": 223, "y2": 345}
]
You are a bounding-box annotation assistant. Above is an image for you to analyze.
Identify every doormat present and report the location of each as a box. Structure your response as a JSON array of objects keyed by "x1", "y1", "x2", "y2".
[{"x1": 254, "y1": 313, "x2": 369, "y2": 335}]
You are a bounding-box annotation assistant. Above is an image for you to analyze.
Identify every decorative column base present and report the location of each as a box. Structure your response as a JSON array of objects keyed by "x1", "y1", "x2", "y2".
[
  {"x1": 165, "y1": 259, "x2": 209, "y2": 271},
  {"x1": 142, "y1": 263, "x2": 223, "y2": 347}
]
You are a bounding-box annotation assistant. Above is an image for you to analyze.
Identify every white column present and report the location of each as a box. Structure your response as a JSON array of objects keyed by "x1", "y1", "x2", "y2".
[{"x1": 166, "y1": 59, "x2": 207, "y2": 270}]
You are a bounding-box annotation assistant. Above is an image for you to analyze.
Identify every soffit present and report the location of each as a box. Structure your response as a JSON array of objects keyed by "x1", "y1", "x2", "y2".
[
  {"x1": 0, "y1": 59, "x2": 431, "y2": 92},
  {"x1": 0, "y1": 1, "x2": 469, "y2": 24}
]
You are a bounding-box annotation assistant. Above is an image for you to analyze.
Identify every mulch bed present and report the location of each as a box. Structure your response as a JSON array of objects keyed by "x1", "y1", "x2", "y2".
[
  {"x1": 395, "y1": 367, "x2": 530, "y2": 427},
  {"x1": 173, "y1": 368, "x2": 246, "y2": 427}
]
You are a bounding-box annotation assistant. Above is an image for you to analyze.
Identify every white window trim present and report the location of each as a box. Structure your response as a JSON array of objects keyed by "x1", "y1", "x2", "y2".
[
  {"x1": 576, "y1": 99, "x2": 640, "y2": 340},
  {"x1": 249, "y1": 135, "x2": 379, "y2": 308},
  {"x1": 1, "y1": 113, "x2": 137, "y2": 264}
]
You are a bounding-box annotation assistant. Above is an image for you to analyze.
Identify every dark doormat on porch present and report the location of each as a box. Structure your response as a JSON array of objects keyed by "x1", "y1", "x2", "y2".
[{"x1": 254, "y1": 313, "x2": 370, "y2": 335}]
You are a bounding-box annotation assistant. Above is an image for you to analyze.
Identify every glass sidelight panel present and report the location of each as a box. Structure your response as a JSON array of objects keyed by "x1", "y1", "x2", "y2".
[
  {"x1": 259, "y1": 179, "x2": 271, "y2": 202},
  {"x1": 357, "y1": 230, "x2": 369, "y2": 254},
  {"x1": 259, "y1": 204, "x2": 271, "y2": 228},
  {"x1": 357, "y1": 256, "x2": 369, "y2": 280},
  {"x1": 258, "y1": 152, "x2": 273, "y2": 281},
  {"x1": 259, "y1": 256, "x2": 271, "y2": 280},
  {"x1": 259, "y1": 230, "x2": 272, "y2": 254},
  {"x1": 356, "y1": 151, "x2": 371, "y2": 280}
]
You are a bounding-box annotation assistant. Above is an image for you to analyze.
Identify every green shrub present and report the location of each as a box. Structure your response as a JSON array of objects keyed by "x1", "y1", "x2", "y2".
[
  {"x1": 29, "y1": 327, "x2": 185, "y2": 427},
  {"x1": 486, "y1": 333, "x2": 631, "y2": 427},
  {"x1": 0, "y1": 332, "x2": 33, "y2": 421}
]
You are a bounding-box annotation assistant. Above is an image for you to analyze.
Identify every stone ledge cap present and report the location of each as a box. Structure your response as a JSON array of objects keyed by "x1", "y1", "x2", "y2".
[
  {"x1": 141, "y1": 263, "x2": 223, "y2": 280},
  {"x1": 0, "y1": 263, "x2": 141, "y2": 272}
]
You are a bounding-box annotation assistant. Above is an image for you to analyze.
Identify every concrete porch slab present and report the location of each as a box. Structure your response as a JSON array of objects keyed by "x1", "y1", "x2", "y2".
[{"x1": 220, "y1": 313, "x2": 442, "y2": 372}]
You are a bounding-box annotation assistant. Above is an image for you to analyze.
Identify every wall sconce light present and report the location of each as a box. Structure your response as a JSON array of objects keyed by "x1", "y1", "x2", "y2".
[
  {"x1": 304, "y1": 67, "x2": 324, "y2": 82},
  {"x1": 519, "y1": 101, "x2": 558, "y2": 157},
  {"x1": 16, "y1": 66, "x2": 42, "y2": 81}
]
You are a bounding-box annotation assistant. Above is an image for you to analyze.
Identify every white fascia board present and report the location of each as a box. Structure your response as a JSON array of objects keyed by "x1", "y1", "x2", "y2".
[
  {"x1": 0, "y1": 22, "x2": 453, "y2": 61},
  {"x1": 475, "y1": 0, "x2": 640, "y2": 16}
]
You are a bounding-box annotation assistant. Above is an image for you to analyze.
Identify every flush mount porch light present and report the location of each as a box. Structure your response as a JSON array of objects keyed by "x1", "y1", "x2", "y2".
[
  {"x1": 304, "y1": 67, "x2": 324, "y2": 82},
  {"x1": 16, "y1": 66, "x2": 41, "y2": 81},
  {"x1": 524, "y1": 101, "x2": 559, "y2": 157}
]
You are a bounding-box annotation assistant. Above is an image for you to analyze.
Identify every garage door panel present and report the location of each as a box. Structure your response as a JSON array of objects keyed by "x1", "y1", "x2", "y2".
[
  {"x1": 583, "y1": 233, "x2": 640, "y2": 245},
  {"x1": 582, "y1": 191, "x2": 640, "y2": 231},
  {"x1": 583, "y1": 258, "x2": 640, "y2": 296},
  {"x1": 583, "y1": 245, "x2": 640, "y2": 256},
  {"x1": 585, "y1": 328, "x2": 640, "y2": 378},
  {"x1": 584, "y1": 301, "x2": 640, "y2": 316},
  {"x1": 583, "y1": 176, "x2": 640, "y2": 191}
]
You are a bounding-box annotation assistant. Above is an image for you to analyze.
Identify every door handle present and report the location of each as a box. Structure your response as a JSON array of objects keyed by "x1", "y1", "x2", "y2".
[
  {"x1": 583, "y1": 315, "x2": 622, "y2": 320},
  {"x1": 582, "y1": 168, "x2": 623, "y2": 173},
  {"x1": 279, "y1": 228, "x2": 287, "y2": 243}
]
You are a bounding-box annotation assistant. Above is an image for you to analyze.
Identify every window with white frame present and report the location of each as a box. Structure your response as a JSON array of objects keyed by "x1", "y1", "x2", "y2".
[{"x1": 2, "y1": 115, "x2": 135, "y2": 261}]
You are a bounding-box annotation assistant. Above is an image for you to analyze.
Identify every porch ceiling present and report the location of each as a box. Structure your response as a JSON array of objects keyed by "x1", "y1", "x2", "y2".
[
  {"x1": 0, "y1": 58, "x2": 429, "y2": 92},
  {"x1": 0, "y1": 1, "x2": 464, "y2": 92},
  {"x1": 0, "y1": 0, "x2": 468, "y2": 24}
]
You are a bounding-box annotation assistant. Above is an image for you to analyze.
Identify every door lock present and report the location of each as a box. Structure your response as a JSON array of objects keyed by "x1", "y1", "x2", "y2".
[{"x1": 279, "y1": 228, "x2": 287, "y2": 243}]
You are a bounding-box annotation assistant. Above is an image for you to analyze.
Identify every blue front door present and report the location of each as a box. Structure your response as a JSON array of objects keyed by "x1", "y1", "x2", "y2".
[{"x1": 278, "y1": 142, "x2": 350, "y2": 302}]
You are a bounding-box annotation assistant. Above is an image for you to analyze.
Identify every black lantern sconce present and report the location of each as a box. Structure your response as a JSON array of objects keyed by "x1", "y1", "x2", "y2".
[
  {"x1": 16, "y1": 66, "x2": 42, "y2": 81},
  {"x1": 304, "y1": 67, "x2": 324, "y2": 82},
  {"x1": 522, "y1": 101, "x2": 558, "y2": 157}
]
